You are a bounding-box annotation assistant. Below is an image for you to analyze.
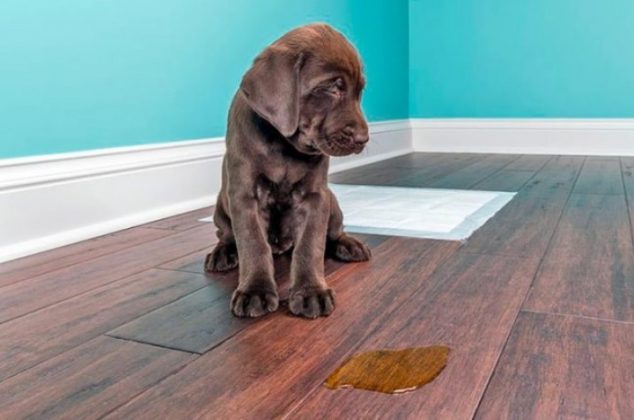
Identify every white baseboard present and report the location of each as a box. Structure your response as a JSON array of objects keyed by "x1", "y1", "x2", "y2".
[
  {"x1": 0, "y1": 120, "x2": 411, "y2": 263},
  {"x1": 0, "y1": 140, "x2": 225, "y2": 263},
  {"x1": 411, "y1": 118, "x2": 634, "y2": 156}
]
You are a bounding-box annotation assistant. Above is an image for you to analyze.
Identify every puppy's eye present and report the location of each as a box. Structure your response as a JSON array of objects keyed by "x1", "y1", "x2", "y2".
[
  {"x1": 311, "y1": 79, "x2": 345, "y2": 98},
  {"x1": 326, "y1": 78, "x2": 345, "y2": 97}
]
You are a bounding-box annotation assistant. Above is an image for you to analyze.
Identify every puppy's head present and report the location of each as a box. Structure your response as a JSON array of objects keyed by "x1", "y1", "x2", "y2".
[{"x1": 240, "y1": 23, "x2": 369, "y2": 156}]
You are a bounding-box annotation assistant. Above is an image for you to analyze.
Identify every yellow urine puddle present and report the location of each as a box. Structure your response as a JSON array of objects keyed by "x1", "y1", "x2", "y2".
[{"x1": 324, "y1": 346, "x2": 450, "y2": 394}]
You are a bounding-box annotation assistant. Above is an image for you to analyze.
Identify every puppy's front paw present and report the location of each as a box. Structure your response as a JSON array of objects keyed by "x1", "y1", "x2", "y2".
[
  {"x1": 330, "y1": 234, "x2": 371, "y2": 262},
  {"x1": 231, "y1": 285, "x2": 279, "y2": 318},
  {"x1": 289, "y1": 287, "x2": 335, "y2": 319},
  {"x1": 205, "y1": 242, "x2": 238, "y2": 272}
]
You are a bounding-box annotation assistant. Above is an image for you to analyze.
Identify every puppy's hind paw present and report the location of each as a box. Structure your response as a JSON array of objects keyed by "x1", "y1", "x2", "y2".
[
  {"x1": 204, "y1": 242, "x2": 238, "y2": 272},
  {"x1": 329, "y1": 234, "x2": 371, "y2": 262}
]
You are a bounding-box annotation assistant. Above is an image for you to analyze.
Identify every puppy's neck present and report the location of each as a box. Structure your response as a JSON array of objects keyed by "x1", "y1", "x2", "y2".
[{"x1": 251, "y1": 111, "x2": 325, "y2": 162}]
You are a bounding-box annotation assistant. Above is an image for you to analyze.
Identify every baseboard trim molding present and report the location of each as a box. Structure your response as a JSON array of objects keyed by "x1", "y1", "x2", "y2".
[
  {"x1": 0, "y1": 120, "x2": 411, "y2": 263},
  {"x1": 0, "y1": 197, "x2": 215, "y2": 264},
  {"x1": 411, "y1": 118, "x2": 634, "y2": 156},
  {"x1": 0, "y1": 138, "x2": 226, "y2": 191}
]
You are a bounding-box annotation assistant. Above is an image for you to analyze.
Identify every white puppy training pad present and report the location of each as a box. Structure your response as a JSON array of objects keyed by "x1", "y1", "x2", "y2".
[
  {"x1": 328, "y1": 184, "x2": 515, "y2": 241},
  {"x1": 199, "y1": 185, "x2": 515, "y2": 241}
]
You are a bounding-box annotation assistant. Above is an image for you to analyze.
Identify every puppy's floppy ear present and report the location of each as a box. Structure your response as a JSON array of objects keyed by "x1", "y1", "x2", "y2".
[{"x1": 240, "y1": 48, "x2": 304, "y2": 137}]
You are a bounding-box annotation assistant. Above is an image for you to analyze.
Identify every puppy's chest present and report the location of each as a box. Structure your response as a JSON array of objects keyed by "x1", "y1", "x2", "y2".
[{"x1": 255, "y1": 175, "x2": 306, "y2": 211}]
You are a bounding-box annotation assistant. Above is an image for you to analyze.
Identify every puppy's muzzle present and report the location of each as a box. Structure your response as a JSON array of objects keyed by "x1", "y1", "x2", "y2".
[{"x1": 343, "y1": 125, "x2": 369, "y2": 153}]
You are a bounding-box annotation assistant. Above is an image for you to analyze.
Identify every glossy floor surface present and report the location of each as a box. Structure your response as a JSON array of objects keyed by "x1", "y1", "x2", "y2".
[{"x1": 1, "y1": 153, "x2": 632, "y2": 419}]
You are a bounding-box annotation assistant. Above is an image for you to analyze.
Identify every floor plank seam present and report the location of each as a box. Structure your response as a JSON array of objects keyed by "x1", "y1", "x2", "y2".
[
  {"x1": 486, "y1": 155, "x2": 552, "y2": 192},
  {"x1": 471, "y1": 156, "x2": 586, "y2": 419},
  {"x1": 565, "y1": 191, "x2": 625, "y2": 196},
  {"x1": 512, "y1": 155, "x2": 559, "y2": 195},
  {"x1": 0, "y1": 228, "x2": 179, "y2": 290},
  {"x1": 434, "y1": 156, "x2": 507, "y2": 189},
  {"x1": 0, "y1": 265, "x2": 211, "y2": 327},
  {"x1": 197, "y1": 324, "x2": 258, "y2": 355},
  {"x1": 519, "y1": 155, "x2": 554, "y2": 175},
  {"x1": 153, "y1": 266, "x2": 207, "y2": 275},
  {"x1": 142, "y1": 226, "x2": 184, "y2": 231},
  {"x1": 153, "y1": 259, "x2": 348, "y2": 276},
  {"x1": 110, "y1": 310, "x2": 290, "y2": 397},
  {"x1": 465, "y1": 154, "x2": 524, "y2": 189},
  {"x1": 151, "y1": 244, "x2": 214, "y2": 269},
  {"x1": 0, "y1": 283, "x2": 211, "y2": 384},
  {"x1": 618, "y1": 157, "x2": 634, "y2": 253},
  {"x1": 520, "y1": 309, "x2": 634, "y2": 326},
  {"x1": 397, "y1": 156, "x2": 483, "y2": 186},
  {"x1": 517, "y1": 155, "x2": 586, "y2": 314},
  {"x1": 105, "y1": 334, "x2": 203, "y2": 355},
  {"x1": 95, "y1": 350, "x2": 200, "y2": 420},
  {"x1": 458, "y1": 249, "x2": 532, "y2": 259},
  {"x1": 569, "y1": 191, "x2": 627, "y2": 197},
  {"x1": 0, "y1": 225, "x2": 214, "y2": 326},
  {"x1": 374, "y1": 155, "x2": 482, "y2": 172}
]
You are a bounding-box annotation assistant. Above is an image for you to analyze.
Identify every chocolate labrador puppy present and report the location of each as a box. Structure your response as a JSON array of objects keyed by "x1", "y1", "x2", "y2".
[{"x1": 204, "y1": 23, "x2": 371, "y2": 319}]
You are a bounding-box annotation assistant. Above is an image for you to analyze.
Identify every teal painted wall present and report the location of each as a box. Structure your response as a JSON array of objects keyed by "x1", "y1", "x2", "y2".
[
  {"x1": 409, "y1": 0, "x2": 634, "y2": 118},
  {"x1": 0, "y1": 0, "x2": 408, "y2": 158},
  {"x1": 6, "y1": 1, "x2": 631, "y2": 158}
]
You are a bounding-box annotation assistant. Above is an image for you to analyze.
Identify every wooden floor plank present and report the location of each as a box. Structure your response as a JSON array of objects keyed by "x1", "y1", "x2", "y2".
[
  {"x1": 461, "y1": 193, "x2": 568, "y2": 258},
  {"x1": 109, "y1": 235, "x2": 389, "y2": 354},
  {"x1": 504, "y1": 155, "x2": 552, "y2": 171},
  {"x1": 524, "y1": 194, "x2": 634, "y2": 322},
  {"x1": 0, "y1": 336, "x2": 195, "y2": 419},
  {"x1": 0, "y1": 224, "x2": 215, "y2": 323},
  {"x1": 519, "y1": 156, "x2": 584, "y2": 198},
  {"x1": 472, "y1": 169, "x2": 536, "y2": 192},
  {"x1": 0, "y1": 227, "x2": 172, "y2": 288},
  {"x1": 141, "y1": 207, "x2": 213, "y2": 231},
  {"x1": 329, "y1": 153, "x2": 465, "y2": 185},
  {"x1": 475, "y1": 311, "x2": 634, "y2": 419},
  {"x1": 103, "y1": 238, "x2": 461, "y2": 419},
  {"x1": 425, "y1": 154, "x2": 520, "y2": 189},
  {"x1": 108, "y1": 283, "x2": 250, "y2": 354},
  {"x1": 287, "y1": 253, "x2": 540, "y2": 420},
  {"x1": 573, "y1": 158, "x2": 624, "y2": 195},
  {"x1": 0, "y1": 269, "x2": 207, "y2": 381},
  {"x1": 331, "y1": 153, "x2": 485, "y2": 187},
  {"x1": 333, "y1": 153, "x2": 533, "y2": 192},
  {"x1": 329, "y1": 165, "x2": 424, "y2": 185},
  {"x1": 331, "y1": 153, "x2": 440, "y2": 173},
  {"x1": 461, "y1": 156, "x2": 584, "y2": 258},
  {"x1": 364, "y1": 152, "x2": 473, "y2": 169},
  {"x1": 396, "y1": 154, "x2": 486, "y2": 188}
]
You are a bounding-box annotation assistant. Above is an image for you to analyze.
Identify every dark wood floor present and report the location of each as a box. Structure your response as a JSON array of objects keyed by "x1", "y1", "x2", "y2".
[{"x1": 1, "y1": 153, "x2": 633, "y2": 419}]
